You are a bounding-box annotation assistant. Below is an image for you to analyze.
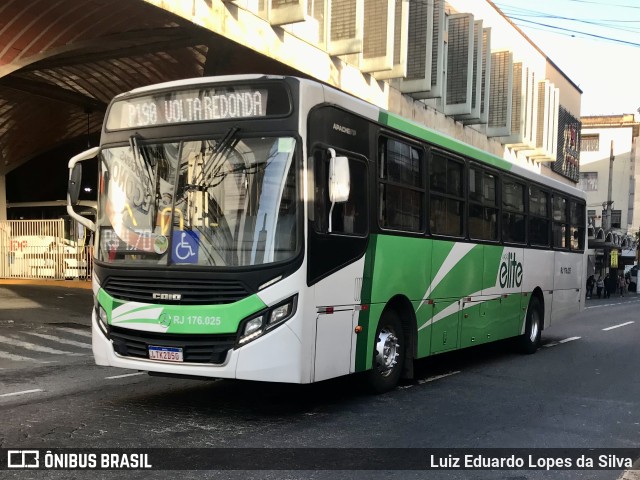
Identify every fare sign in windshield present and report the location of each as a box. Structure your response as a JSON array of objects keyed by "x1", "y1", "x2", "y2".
[{"x1": 107, "y1": 87, "x2": 269, "y2": 129}]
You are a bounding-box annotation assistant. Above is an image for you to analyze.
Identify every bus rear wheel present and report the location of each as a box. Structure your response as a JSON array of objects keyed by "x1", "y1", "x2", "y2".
[
  {"x1": 364, "y1": 310, "x2": 404, "y2": 393},
  {"x1": 517, "y1": 297, "x2": 542, "y2": 354}
]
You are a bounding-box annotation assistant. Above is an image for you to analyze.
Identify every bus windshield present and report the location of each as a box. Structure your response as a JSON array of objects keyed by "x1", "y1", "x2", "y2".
[{"x1": 96, "y1": 134, "x2": 298, "y2": 267}]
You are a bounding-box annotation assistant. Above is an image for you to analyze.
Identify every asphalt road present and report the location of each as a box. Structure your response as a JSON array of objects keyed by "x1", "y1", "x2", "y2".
[{"x1": 1, "y1": 283, "x2": 639, "y2": 480}]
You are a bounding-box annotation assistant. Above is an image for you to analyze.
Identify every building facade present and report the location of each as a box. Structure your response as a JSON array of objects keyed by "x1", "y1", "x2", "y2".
[{"x1": 580, "y1": 114, "x2": 640, "y2": 277}]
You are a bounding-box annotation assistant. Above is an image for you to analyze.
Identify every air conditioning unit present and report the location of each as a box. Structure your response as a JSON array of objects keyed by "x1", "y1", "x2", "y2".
[
  {"x1": 393, "y1": 0, "x2": 445, "y2": 99},
  {"x1": 359, "y1": 0, "x2": 395, "y2": 73},
  {"x1": 500, "y1": 63, "x2": 538, "y2": 150},
  {"x1": 486, "y1": 50, "x2": 513, "y2": 137},
  {"x1": 327, "y1": 0, "x2": 364, "y2": 55},
  {"x1": 443, "y1": 13, "x2": 475, "y2": 116},
  {"x1": 269, "y1": 0, "x2": 307, "y2": 25},
  {"x1": 372, "y1": 0, "x2": 409, "y2": 79},
  {"x1": 531, "y1": 80, "x2": 559, "y2": 161},
  {"x1": 461, "y1": 26, "x2": 491, "y2": 125},
  {"x1": 453, "y1": 20, "x2": 482, "y2": 122}
]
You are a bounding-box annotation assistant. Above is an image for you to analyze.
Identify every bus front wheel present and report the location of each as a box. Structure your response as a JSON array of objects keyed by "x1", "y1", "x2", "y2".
[
  {"x1": 364, "y1": 310, "x2": 405, "y2": 393},
  {"x1": 517, "y1": 297, "x2": 542, "y2": 354}
]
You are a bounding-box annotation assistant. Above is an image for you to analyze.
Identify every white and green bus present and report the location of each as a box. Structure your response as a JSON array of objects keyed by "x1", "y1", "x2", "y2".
[{"x1": 67, "y1": 74, "x2": 586, "y2": 392}]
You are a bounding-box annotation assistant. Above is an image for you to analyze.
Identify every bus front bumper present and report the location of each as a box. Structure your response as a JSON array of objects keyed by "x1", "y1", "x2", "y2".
[{"x1": 91, "y1": 309, "x2": 307, "y2": 383}]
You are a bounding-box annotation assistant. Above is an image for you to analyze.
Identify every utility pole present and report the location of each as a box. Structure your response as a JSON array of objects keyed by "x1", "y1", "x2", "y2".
[
  {"x1": 602, "y1": 140, "x2": 615, "y2": 274},
  {"x1": 603, "y1": 139, "x2": 614, "y2": 231}
]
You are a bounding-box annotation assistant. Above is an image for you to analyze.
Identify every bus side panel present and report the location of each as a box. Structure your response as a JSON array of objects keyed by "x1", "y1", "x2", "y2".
[
  {"x1": 551, "y1": 251, "x2": 583, "y2": 324},
  {"x1": 487, "y1": 246, "x2": 524, "y2": 341},
  {"x1": 359, "y1": 235, "x2": 433, "y2": 362},
  {"x1": 522, "y1": 249, "x2": 555, "y2": 329},
  {"x1": 430, "y1": 241, "x2": 484, "y2": 354}
]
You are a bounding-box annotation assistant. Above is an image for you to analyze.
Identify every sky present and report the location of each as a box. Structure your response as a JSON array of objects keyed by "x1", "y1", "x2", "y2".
[{"x1": 493, "y1": 0, "x2": 640, "y2": 116}]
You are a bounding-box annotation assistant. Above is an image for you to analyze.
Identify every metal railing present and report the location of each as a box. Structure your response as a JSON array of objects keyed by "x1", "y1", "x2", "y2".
[
  {"x1": 0, "y1": 219, "x2": 92, "y2": 281},
  {"x1": 3, "y1": 245, "x2": 92, "y2": 280}
]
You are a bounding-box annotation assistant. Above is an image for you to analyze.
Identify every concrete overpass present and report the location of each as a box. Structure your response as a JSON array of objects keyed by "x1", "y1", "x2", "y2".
[{"x1": 0, "y1": 0, "x2": 583, "y2": 221}]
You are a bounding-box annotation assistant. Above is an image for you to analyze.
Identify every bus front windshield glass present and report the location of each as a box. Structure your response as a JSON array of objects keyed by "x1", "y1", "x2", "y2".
[{"x1": 96, "y1": 135, "x2": 298, "y2": 267}]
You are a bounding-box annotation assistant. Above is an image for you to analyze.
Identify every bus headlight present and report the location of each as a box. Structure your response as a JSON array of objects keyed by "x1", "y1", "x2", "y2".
[
  {"x1": 237, "y1": 295, "x2": 297, "y2": 346},
  {"x1": 243, "y1": 316, "x2": 264, "y2": 336},
  {"x1": 269, "y1": 302, "x2": 292, "y2": 326}
]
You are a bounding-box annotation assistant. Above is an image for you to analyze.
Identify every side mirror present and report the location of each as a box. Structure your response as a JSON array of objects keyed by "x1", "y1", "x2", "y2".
[
  {"x1": 328, "y1": 148, "x2": 350, "y2": 203},
  {"x1": 68, "y1": 163, "x2": 82, "y2": 206},
  {"x1": 67, "y1": 146, "x2": 100, "y2": 232}
]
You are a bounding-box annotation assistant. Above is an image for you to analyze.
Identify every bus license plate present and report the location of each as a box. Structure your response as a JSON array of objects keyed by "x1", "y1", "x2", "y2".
[{"x1": 148, "y1": 346, "x2": 183, "y2": 362}]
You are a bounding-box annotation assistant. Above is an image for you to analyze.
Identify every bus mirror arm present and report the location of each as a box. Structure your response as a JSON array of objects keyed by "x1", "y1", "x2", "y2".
[
  {"x1": 67, "y1": 146, "x2": 100, "y2": 232},
  {"x1": 327, "y1": 148, "x2": 350, "y2": 233}
]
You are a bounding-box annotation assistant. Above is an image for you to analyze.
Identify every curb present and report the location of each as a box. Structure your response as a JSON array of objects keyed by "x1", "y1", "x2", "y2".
[{"x1": 619, "y1": 458, "x2": 640, "y2": 479}]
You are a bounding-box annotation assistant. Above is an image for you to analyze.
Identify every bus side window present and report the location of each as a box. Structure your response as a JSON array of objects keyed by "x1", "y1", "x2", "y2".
[
  {"x1": 430, "y1": 153, "x2": 464, "y2": 237},
  {"x1": 529, "y1": 186, "x2": 550, "y2": 247},
  {"x1": 313, "y1": 150, "x2": 367, "y2": 236},
  {"x1": 569, "y1": 200, "x2": 586, "y2": 251},
  {"x1": 552, "y1": 194, "x2": 569, "y2": 249}
]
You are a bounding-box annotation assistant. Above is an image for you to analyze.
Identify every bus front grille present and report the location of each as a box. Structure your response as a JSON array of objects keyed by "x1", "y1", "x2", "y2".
[
  {"x1": 108, "y1": 326, "x2": 237, "y2": 364},
  {"x1": 102, "y1": 276, "x2": 250, "y2": 305}
]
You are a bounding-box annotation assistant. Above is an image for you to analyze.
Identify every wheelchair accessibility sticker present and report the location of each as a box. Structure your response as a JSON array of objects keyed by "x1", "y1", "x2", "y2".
[{"x1": 172, "y1": 231, "x2": 199, "y2": 264}]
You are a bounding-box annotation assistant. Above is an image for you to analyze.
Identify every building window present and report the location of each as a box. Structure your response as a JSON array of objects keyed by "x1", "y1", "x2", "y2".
[
  {"x1": 581, "y1": 134, "x2": 599, "y2": 152},
  {"x1": 579, "y1": 172, "x2": 598, "y2": 192},
  {"x1": 601, "y1": 209, "x2": 622, "y2": 229},
  {"x1": 611, "y1": 210, "x2": 621, "y2": 229}
]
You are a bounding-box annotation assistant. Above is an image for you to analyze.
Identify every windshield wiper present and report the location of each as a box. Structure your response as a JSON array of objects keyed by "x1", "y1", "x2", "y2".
[
  {"x1": 186, "y1": 127, "x2": 240, "y2": 190},
  {"x1": 129, "y1": 134, "x2": 158, "y2": 226}
]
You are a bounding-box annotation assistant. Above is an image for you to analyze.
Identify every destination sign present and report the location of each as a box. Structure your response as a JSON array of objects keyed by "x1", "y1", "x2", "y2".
[{"x1": 106, "y1": 87, "x2": 270, "y2": 129}]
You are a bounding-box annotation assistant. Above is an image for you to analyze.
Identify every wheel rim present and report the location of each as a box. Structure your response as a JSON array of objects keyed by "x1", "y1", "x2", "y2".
[
  {"x1": 374, "y1": 327, "x2": 400, "y2": 377},
  {"x1": 528, "y1": 308, "x2": 540, "y2": 343}
]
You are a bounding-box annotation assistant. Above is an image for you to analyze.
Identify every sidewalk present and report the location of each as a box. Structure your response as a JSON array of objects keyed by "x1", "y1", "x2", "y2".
[
  {"x1": 586, "y1": 289, "x2": 639, "y2": 302},
  {"x1": 0, "y1": 278, "x2": 92, "y2": 290}
]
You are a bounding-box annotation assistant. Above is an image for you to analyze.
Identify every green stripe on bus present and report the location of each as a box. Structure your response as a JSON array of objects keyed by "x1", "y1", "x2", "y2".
[
  {"x1": 355, "y1": 234, "x2": 378, "y2": 372},
  {"x1": 378, "y1": 111, "x2": 513, "y2": 172},
  {"x1": 97, "y1": 288, "x2": 267, "y2": 335}
]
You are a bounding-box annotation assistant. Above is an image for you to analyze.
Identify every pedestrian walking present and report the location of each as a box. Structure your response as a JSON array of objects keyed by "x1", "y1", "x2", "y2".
[
  {"x1": 604, "y1": 273, "x2": 612, "y2": 298},
  {"x1": 596, "y1": 276, "x2": 604, "y2": 298},
  {"x1": 586, "y1": 275, "x2": 595, "y2": 299},
  {"x1": 618, "y1": 274, "x2": 626, "y2": 297}
]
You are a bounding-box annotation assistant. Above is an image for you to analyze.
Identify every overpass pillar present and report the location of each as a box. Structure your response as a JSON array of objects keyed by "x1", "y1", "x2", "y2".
[{"x1": 0, "y1": 175, "x2": 5, "y2": 221}]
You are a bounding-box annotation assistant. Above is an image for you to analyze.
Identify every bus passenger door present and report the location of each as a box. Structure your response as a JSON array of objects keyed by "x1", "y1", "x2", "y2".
[{"x1": 430, "y1": 300, "x2": 460, "y2": 354}]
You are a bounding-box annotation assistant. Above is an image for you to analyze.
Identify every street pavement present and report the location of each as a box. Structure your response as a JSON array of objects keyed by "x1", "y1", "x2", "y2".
[{"x1": 0, "y1": 280, "x2": 92, "y2": 370}]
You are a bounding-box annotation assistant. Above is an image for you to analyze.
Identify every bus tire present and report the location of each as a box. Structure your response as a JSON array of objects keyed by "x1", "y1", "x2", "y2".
[
  {"x1": 364, "y1": 310, "x2": 405, "y2": 393},
  {"x1": 517, "y1": 297, "x2": 542, "y2": 354}
]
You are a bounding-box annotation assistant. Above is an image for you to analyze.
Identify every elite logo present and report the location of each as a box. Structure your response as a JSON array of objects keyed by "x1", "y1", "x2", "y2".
[{"x1": 499, "y1": 252, "x2": 523, "y2": 288}]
